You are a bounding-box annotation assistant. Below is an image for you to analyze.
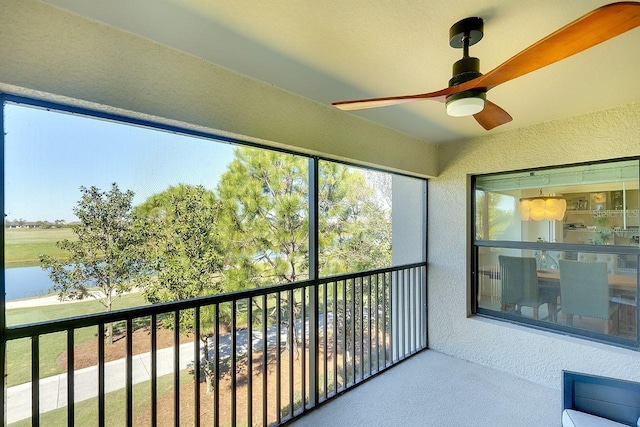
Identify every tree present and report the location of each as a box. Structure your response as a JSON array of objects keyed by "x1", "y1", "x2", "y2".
[
  {"x1": 217, "y1": 149, "x2": 309, "y2": 289},
  {"x1": 217, "y1": 149, "x2": 392, "y2": 285},
  {"x1": 317, "y1": 162, "x2": 392, "y2": 275},
  {"x1": 475, "y1": 190, "x2": 515, "y2": 240},
  {"x1": 135, "y1": 184, "x2": 225, "y2": 393},
  {"x1": 217, "y1": 148, "x2": 311, "y2": 358},
  {"x1": 216, "y1": 148, "x2": 392, "y2": 358},
  {"x1": 40, "y1": 183, "x2": 146, "y2": 344},
  {"x1": 136, "y1": 184, "x2": 224, "y2": 304}
]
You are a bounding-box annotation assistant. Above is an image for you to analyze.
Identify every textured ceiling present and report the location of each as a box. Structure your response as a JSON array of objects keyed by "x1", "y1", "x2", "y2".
[{"x1": 44, "y1": 0, "x2": 640, "y2": 144}]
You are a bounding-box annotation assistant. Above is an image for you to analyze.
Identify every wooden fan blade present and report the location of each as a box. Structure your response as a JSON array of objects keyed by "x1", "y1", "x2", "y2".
[
  {"x1": 477, "y1": 2, "x2": 640, "y2": 91},
  {"x1": 332, "y1": 89, "x2": 449, "y2": 111},
  {"x1": 473, "y1": 101, "x2": 513, "y2": 130},
  {"x1": 332, "y1": 3, "x2": 640, "y2": 112},
  {"x1": 332, "y1": 97, "x2": 419, "y2": 111}
]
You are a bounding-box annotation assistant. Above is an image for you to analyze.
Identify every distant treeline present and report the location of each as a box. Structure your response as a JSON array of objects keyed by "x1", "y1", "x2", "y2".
[{"x1": 4, "y1": 219, "x2": 76, "y2": 229}]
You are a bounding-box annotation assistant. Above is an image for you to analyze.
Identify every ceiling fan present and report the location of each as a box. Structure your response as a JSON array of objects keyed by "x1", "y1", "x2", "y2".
[{"x1": 332, "y1": 2, "x2": 640, "y2": 130}]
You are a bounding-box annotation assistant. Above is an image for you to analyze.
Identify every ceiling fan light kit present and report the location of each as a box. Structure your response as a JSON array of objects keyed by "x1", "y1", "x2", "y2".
[
  {"x1": 332, "y1": 2, "x2": 640, "y2": 130},
  {"x1": 446, "y1": 90, "x2": 486, "y2": 117}
]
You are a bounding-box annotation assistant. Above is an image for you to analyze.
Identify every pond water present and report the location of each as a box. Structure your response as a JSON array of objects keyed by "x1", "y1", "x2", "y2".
[{"x1": 4, "y1": 266, "x2": 57, "y2": 301}]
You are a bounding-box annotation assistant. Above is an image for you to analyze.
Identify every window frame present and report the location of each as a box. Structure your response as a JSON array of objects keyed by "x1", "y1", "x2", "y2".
[{"x1": 471, "y1": 158, "x2": 640, "y2": 350}]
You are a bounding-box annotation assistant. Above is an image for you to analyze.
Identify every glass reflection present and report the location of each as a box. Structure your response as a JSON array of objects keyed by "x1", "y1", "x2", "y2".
[
  {"x1": 475, "y1": 160, "x2": 640, "y2": 246},
  {"x1": 477, "y1": 247, "x2": 637, "y2": 340}
]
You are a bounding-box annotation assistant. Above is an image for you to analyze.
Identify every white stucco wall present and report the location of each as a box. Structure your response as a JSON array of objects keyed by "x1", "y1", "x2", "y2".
[
  {"x1": 0, "y1": 0, "x2": 438, "y2": 178},
  {"x1": 392, "y1": 175, "x2": 427, "y2": 266},
  {"x1": 430, "y1": 102, "x2": 640, "y2": 389}
]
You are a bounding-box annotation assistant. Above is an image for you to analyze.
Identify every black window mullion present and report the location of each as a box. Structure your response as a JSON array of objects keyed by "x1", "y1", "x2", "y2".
[{"x1": 308, "y1": 157, "x2": 319, "y2": 407}]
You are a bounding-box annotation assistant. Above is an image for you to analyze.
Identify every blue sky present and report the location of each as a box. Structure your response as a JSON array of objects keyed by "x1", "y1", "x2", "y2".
[{"x1": 4, "y1": 103, "x2": 235, "y2": 222}]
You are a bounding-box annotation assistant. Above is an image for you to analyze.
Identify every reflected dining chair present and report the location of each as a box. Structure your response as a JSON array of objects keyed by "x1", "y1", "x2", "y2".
[
  {"x1": 559, "y1": 260, "x2": 619, "y2": 334},
  {"x1": 499, "y1": 255, "x2": 547, "y2": 320}
]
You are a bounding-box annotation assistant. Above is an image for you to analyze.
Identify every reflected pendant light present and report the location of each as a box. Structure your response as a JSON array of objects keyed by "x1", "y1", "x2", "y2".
[{"x1": 519, "y1": 190, "x2": 566, "y2": 221}]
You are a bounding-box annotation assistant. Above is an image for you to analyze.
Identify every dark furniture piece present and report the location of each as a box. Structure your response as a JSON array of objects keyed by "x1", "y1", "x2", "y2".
[
  {"x1": 563, "y1": 370, "x2": 640, "y2": 426},
  {"x1": 499, "y1": 255, "x2": 551, "y2": 320},
  {"x1": 559, "y1": 260, "x2": 619, "y2": 334}
]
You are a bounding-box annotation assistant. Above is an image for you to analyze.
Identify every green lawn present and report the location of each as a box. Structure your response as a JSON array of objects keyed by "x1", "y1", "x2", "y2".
[
  {"x1": 6, "y1": 292, "x2": 149, "y2": 387},
  {"x1": 4, "y1": 227, "x2": 76, "y2": 265},
  {"x1": 8, "y1": 369, "x2": 192, "y2": 427}
]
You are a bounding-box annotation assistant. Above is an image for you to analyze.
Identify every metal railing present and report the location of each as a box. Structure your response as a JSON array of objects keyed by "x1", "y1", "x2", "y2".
[{"x1": 2, "y1": 263, "x2": 427, "y2": 426}]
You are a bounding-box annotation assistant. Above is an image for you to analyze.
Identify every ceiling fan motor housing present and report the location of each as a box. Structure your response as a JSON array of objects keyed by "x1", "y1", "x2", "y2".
[
  {"x1": 449, "y1": 56, "x2": 481, "y2": 87},
  {"x1": 447, "y1": 56, "x2": 486, "y2": 116}
]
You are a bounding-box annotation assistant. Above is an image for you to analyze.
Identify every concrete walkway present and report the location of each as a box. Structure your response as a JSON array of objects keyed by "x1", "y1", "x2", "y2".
[{"x1": 6, "y1": 326, "x2": 284, "y2": 424}]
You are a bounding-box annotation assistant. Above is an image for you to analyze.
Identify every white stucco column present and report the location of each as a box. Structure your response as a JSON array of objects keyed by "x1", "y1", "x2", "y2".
[{"x1": 391, "y1": 175, "x2": 427, "y2": 360}]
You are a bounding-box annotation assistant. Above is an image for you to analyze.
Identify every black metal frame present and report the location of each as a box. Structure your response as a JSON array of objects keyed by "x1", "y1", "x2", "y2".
[
  {"x1": 470, "y1": 160, "x2": 640, "y2": 350},
  {"x1": 0, "y1": 94, "x2": 429, "y2": 425},
  {"x1": 563, "y1": 370, "x2": 640, "y2": 425}
]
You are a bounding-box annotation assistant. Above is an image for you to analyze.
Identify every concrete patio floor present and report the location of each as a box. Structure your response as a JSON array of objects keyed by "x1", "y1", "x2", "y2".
[{"x1": 288, "y1": 350, "x2": 561, "y2": 427}]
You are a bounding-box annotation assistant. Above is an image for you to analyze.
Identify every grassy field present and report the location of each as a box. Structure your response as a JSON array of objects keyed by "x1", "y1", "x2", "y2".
[
  {"x1": 8, "y1": 370, "x2": 192, "y2": 427},
  {"x1": 3, "y1": 227, "x2": 153, "y2": 386},
  {"x1": 4, "y1": 227, "x2": 76, "y2": 266},
  {"x1": 6, "y1": 292, "x2": 149, "y2": 387}
]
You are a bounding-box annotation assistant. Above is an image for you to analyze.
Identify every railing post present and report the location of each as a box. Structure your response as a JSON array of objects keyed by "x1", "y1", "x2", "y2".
[
  {"x1": 67, "y1": 329, "x2": 75, "y2": 427},
  {"x1": 173, "y1": 310, "x2": 180, "y2": 427},
  {"x1": 308, "y1": 277, "x2": 318, "y2": 407},
  {"x1": 151, "y1": 314, "x2": 158, "y2": 427},
  {"x1": 1, "y1": 342, "x2": 5, "y2": 427},
  {"x1": 98, "y1": 323, "x2": 105, "y2": 427},
  {"x1": 308, "y1": 158, "x2": 319, "y2": 407},
  {"x1": 1, "y1": 312, "x2": 5, "y2": 427},
  {"x1": 126, "y1": 319, "x2": 133, "y2": 426},
  {"x1": 31, "y1": 336, "x2": 39, "y2": 426},
  {"x1": 194, "y1": 307, "x2": 201, "y2": 427}
]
